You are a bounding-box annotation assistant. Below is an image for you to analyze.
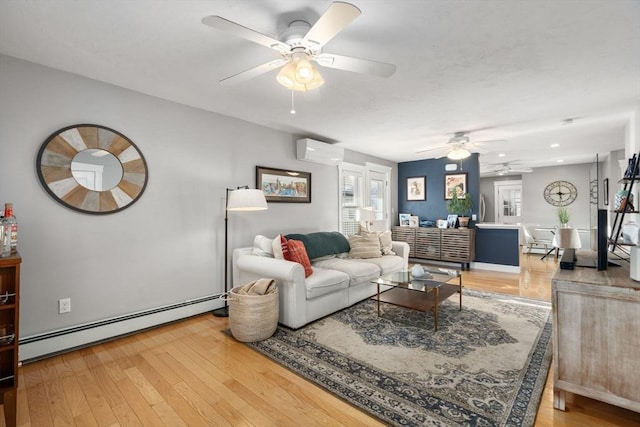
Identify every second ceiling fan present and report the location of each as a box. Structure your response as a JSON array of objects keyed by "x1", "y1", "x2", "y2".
[{"x1": 202, "y1": 1, "x2": 396, "y2": 91}]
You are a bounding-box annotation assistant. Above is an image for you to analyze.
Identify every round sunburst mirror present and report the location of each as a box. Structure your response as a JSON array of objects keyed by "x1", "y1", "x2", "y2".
[{"x1": 36, "y1": 124, "x2": 148, "y2": 214}]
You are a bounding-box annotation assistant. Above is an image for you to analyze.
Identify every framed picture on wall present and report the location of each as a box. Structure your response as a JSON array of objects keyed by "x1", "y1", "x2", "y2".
[
  {"x1": 444, "y1": 173, "x2": 468, "y2": 200},
  {"x1": 406, "y1": 176, "x2": 426, "y2": 201},
  {"x1": 256, "y1": 166, "x2": 311, "y2": 203}
]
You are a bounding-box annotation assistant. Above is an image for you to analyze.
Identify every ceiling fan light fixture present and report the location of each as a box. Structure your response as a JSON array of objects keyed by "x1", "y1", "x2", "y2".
[
  {"x1": 305, "y1": 71, "x2": 324, "y2": 90},
  {"x1": 295, "y1": 55, "x2": 315, "y2": 84},
  {"x1": 447, "y1": 146, "x2": 471, "y2": 160}
]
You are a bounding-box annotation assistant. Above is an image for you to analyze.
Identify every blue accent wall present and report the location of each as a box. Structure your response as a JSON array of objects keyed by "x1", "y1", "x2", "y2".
[{"x1": 397, "y1": 154, "x2": 480, "y2": 225}]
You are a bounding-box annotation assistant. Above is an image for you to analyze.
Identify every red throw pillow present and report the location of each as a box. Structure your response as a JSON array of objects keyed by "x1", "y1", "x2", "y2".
[
  {"x1": 280, "y1": 234, "x2": 291, "y2": 260},
  {"x1": 286, "y1": 239, "x2": 313, "y2": 278}
]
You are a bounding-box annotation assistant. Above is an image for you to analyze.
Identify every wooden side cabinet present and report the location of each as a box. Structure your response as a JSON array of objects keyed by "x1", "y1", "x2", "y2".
[
  {"x1": 552, "y1": 260, "x2": 640, "y2": 413},
  {"x1": 0, "y1": 253, "x2": 20, "y2": 426},
  {"x1": 392, "y1": 227, "x2": 475, "y2": 268}
]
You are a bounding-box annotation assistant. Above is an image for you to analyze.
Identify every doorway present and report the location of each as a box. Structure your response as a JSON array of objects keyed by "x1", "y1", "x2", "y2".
[{"x1": 494, "y1": 180, "x2": 522, "y2": 224}]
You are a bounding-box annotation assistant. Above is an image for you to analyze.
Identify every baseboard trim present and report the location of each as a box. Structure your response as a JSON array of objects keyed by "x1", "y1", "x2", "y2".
[
  {"x1": 19, "y1": 295, "x2": 222, "y2": 362},
  {"x1": 470, "y1": 262, "x2": 521, "y2": 273}
]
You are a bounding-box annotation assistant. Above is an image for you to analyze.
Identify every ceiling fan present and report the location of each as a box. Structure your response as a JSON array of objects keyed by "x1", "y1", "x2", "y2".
[
  {"x1": 482, "y1": 161, "x2": 533, "y2": 175},
  {"x1": 416, "y1": 132, "x2": 493, "y2": 160},
  {"x1": 201, "y1": 2, "x2": 396, "y2": 91}
]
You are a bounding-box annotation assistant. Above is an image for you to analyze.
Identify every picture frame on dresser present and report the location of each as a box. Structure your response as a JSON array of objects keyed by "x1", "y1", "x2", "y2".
[
  {"x1": 406, "y1": 176, "x2": 426, "y2": 201},
  {"x1": 399, "y1": 213, "x2": 411, "y2": 226}
]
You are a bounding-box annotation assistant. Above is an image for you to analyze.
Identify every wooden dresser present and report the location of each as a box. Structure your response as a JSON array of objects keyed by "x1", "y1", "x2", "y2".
[
  {"x1": 551, "y1": 256, "x2": 639, "y2": 413},
  {"x1": 391, "y1": 227, "x2": 475, "y2": 269}
]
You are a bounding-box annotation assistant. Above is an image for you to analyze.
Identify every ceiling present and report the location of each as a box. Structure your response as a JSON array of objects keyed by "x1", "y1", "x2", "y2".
[{"x1": 1, "y1": 0, "x2": 639, "y2": 175}]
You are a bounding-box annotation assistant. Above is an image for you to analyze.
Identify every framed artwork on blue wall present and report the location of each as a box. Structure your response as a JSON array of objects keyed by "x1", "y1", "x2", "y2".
[
  {"x1": 444, "y1": 173, "x2": 467, "y2": 199},
  {"x1": 406, "y1": 176, "x2": 426, "y2": 201}
]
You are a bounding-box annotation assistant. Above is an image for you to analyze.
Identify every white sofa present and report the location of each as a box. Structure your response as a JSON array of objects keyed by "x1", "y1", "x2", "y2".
[{"x1": 232, "y1": 231, "x2": 409, "y2": 329}]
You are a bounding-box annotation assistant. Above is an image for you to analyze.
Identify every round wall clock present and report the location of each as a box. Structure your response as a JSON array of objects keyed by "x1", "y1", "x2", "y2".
[{"x1": 543, "y1": 180, "x2": 578, "y2": 206}]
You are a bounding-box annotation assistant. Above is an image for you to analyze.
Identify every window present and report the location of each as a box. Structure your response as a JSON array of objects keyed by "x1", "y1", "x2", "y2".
[{"x1": 339, "y1": 162, "x2": 391, "y2": 235}]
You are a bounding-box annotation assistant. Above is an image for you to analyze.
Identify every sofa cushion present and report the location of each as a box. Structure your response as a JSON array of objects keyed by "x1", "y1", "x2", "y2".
[
  {"x1": 285, "y1": 232, "x2": 350, "y2": 260},
  {"x1": 348, "y1": 233, "x2": 382, "y2": 259},
  {"x1": 287, "y1": 239, "x2": 313, "y2": 278},
  {"x1": 350, "y1": 255, "x2": 404, "y2": 275},
  {"x1": 252, "y1": 235, "x2": 274, "y2": 257},
  {"x1": 305, "y1": 267, "x2": 350, "y2": 299},
  {"x1": 378, "y1": 231, "x2": 396, "y2": 255},
  {"x1": 312, "y1": 257, "x2": 381, "y2": 286}
]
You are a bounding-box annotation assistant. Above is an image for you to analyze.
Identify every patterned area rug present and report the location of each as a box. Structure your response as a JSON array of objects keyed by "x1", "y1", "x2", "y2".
[{"x1": 247, "y1": 288, "x2": 552, "y2": 426}]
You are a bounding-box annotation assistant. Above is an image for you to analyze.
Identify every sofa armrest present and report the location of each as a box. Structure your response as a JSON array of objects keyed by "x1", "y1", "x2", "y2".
[
  {"x1": 233, "y1": 250, "x2": 309, "y2": 329},
  {"x1": 391, "y1": 241, "x2": 410, "y2": 268},
  {"x1": 235, "y1": 254, "x2": 305, "y2": 284}
]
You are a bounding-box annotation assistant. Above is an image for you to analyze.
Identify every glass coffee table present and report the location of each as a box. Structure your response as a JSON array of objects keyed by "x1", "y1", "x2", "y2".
[{"x1": 372, "y1": 267, "x2": 462, "y2": 331}]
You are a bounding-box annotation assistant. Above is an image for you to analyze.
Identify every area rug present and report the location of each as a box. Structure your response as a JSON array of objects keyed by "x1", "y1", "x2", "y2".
[{"x1": 247, "y1": 288, "x2": 552, "y2": 426}]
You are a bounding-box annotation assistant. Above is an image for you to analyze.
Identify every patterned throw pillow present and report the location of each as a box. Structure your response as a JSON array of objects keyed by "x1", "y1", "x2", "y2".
[
  {"x1": 360, "y1": 230, "x2": 395, "y2": 255},
  {"x1": 348, "y1": 233, "x2": 382, "y2": 259},
  {"x1": 286, "y1": 239, "x2": 313, "y2": 277}
]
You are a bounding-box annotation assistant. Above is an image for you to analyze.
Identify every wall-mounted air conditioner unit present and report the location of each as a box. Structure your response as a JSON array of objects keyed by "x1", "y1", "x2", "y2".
[{"x1": 296, "y1": 138, "x2": 344, "y2": 166}]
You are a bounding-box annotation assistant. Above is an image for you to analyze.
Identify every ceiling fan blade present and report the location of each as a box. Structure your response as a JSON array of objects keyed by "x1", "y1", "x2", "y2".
[
  {"x1": 316, "y1": 53, "x2": 396, "y2": 77},
  {"x1": 416, "y1": 146, "x2": 449, "y2": 158},
  {"x1": 202, "y1": 16, "x2": 290, "y2": 53},
  {"x1": 303, "y1": 2, "x2": 361, "y2": 48},
  {"x1": 470, "y1": 146, "x2": 489, "y2": 155},
  {"x1": 219, "y1": 59, "x2": 289, "y2": 85}
]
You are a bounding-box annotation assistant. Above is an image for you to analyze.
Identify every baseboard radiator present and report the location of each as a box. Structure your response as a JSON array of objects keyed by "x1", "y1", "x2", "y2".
[{"x1": 19, "y1": 295, "x2": 220, "y2": 363}]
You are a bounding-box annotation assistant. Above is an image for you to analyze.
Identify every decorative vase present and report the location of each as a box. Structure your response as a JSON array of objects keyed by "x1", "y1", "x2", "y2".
[
  {"x1": 411, "y1": 264, "x2": 424, "y2": 278},
  {"x1": 458, "y1": 217, "x2": 470, "y2": 228}
]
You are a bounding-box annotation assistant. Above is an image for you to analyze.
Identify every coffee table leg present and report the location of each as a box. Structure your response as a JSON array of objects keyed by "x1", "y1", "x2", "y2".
[
  {"x1": 377, "y1": 282, "x2": 380, "y2": 316},
  {"x1": 459, "y1": 275, "x2": 462, "y2": 311},
  {"x1": 434, "y1": 287, "x2": 439, "y2": 331}
]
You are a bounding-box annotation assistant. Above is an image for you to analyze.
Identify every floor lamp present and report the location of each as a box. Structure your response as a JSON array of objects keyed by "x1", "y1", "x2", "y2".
[{"x1": 212, "y1": 186, "x2": 268, "y2": 317}]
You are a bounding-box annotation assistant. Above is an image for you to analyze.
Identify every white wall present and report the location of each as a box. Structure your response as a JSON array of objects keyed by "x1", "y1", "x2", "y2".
[{"x1": 0, "y1": 55, "x2": 396, "y2": 352}]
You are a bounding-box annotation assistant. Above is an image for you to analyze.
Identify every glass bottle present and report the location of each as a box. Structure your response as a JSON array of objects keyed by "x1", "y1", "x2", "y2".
[
  {"x1": 3, "y1": 203, "x2": 17, "y2": 254},
  {"x1": 0, "y1": 216, "x2": 10, "y2": 258}
]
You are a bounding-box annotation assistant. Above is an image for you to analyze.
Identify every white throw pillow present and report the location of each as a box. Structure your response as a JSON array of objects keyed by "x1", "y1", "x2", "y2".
[
  {"x1": 272, "y1": 234, "x2": 285, "y2": 259},
  {"x1": 378, "y1": 230, "x2": 395, "y2": 255},
  {"x1": 252, "y1": 235, "x2": 274, "y2": 257}
]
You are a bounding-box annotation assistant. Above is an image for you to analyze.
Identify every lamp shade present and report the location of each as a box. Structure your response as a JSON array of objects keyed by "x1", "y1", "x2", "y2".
[
  {"x1": 447, "y1": 147, "x2": 471, "y2": 160},
  {"x1": 358, "y1": 207, "x2": 376, "y2": 221},
  {"x1": 227, "y1": 189, "x2": 268, "y2": 211},
  {"x1": 553, "y1": 227, "x2": 582, "y2": 249}
]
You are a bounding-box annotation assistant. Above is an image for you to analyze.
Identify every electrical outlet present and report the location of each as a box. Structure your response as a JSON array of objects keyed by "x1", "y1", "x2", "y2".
[{"x1": 58, "y1": 298, "x2": 71, "y2": 314}]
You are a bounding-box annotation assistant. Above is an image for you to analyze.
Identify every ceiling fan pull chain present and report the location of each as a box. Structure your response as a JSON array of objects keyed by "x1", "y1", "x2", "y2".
[{"x1": 290, "y1": 90, "x2": 296, "y2": 114}]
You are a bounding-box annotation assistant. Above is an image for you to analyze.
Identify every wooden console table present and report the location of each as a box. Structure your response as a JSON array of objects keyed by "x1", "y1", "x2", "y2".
[{"x1": 551, "y1": 254, "x2": 639, "y2": 413}]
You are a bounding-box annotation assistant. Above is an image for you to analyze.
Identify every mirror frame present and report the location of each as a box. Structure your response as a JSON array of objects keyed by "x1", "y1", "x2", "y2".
[{"x1": 36, "y1": 124, "x2": 148, "y2": 214}]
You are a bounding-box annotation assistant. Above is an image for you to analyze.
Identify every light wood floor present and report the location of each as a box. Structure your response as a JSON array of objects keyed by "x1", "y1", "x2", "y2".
[{"x1": 2, "y1": 252, "x2": 639, "y2": 426}]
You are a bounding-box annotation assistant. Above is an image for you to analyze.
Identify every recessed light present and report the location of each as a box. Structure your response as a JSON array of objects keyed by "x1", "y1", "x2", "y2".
[
  {"x1": 498, "y1": 153, "x2": 506, "y2": 157},
  {"x1": 557, "y1": 159, "x2": 564, "y2": 163},
  {"x1": 550, "y1": 143, "x2": 560, "y2": 148}
]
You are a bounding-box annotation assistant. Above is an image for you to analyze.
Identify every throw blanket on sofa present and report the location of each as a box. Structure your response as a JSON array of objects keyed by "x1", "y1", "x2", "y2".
[{"x1": 285, "y1": 231, "x2": 350, "y2": 259}]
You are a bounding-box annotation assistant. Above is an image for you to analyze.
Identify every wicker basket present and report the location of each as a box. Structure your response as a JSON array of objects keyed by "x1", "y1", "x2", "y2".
[{"x1": 228, "y1": 286, "x2": 279, "y2": 342}]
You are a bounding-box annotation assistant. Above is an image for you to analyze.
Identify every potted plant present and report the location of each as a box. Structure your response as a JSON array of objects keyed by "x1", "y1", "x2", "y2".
[
  {"x1": 447, "y1": 191, "x2": 473, "y2": 228},
  {"x1": 557, "y1": 207, "x2": 570, "y2": 227}
]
